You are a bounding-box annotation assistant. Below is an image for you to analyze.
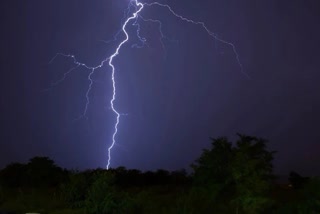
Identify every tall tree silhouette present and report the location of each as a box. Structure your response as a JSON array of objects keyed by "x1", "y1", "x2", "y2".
[
  {"x1": 192, "y1": 134, "x2": 275, "y2": 213},
  {"x1": 26, "y1": 156, "x2": 65, "y2": 187}
]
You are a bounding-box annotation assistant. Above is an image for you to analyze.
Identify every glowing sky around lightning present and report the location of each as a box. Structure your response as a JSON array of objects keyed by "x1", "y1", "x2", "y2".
[
  {"x1": 1, "y1": 0, "x2": 320, "y2": 175},
  {"x1": 49, "y1": 0, "x2": 247, "y2": 169}
]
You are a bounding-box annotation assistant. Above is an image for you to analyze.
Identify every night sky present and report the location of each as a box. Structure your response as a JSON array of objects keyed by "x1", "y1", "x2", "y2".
[{"x1": 1, "y1": 0, "x2": 320, "y2": 175}]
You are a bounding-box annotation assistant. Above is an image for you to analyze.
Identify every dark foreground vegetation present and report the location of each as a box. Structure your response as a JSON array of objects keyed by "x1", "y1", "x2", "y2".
[{"x1": 0, "y1": 134, "x2": 319, "y2": 213}]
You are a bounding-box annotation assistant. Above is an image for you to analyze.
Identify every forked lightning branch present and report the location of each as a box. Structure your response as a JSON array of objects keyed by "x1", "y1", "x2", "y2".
[{"x1": 50, "y1": 0, "x2": 245, "y2": 169}]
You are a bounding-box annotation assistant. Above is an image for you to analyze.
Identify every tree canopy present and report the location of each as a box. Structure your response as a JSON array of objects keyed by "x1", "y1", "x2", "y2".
[{"x1": 191, "y1": 134, "x2": 276, "y2": 213}]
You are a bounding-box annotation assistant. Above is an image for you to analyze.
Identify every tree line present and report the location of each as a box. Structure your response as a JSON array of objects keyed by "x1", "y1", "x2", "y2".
[{"x1": 0, "y1": 134, "x2": 319, "y2": 213}]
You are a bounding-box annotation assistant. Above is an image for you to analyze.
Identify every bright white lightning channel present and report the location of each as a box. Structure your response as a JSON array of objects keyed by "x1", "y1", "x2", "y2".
[
  {"x1": 107, "y1": 1, "x2": 144, "y2": 169},
  {"x1": 50, "y1": 0, "x2": 247, "y2": 170}
]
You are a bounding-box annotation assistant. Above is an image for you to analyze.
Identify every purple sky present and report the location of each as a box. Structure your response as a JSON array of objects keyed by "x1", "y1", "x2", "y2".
[{"x1": 1, "y1": 0, "x2": 320, "y2": 176}]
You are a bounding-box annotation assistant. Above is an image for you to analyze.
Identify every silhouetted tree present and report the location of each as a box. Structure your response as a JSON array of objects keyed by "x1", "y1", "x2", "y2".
[
  {"x1": 231, "y1": 134, "x2": 275, "y2": 214},
  {"x1": 191, "y1": 134, "x2": 275, "y2": 213},
  {"x1": 170, "y1": 169, "x2": 189, "y2": 186},
  {"x1": 26, "y1": 156, "x2": 66, "y2": 187},
  {"x1": 279, "y1": 177, "x2": 320, "y2": 213},
  {"x1": 0, "y1": 162, "x2": 26, "y2": 188},
  {"x1": 298, "y1": 177, "x2": 320, "y2": 212},
  {"x1": 289, "y1": 171, "x2": 310, "y2": 189},
  {"x1": 126, "y1": 169, "x2": 142, "y2": 186},
  {"x1": 142, "y1": 171, "x2": 156, "y2": 186},
  {"x1": 60, "y1": 171, "x2": 90, "y2": 208},
  {"x1": 191, "y1": 136, "x2": 233, "y2": 203},
  {"x1": 154, "y1": 169, "x2": 170, "y2": 185},
  {"x1": 85, "y1": 171, "x2": 132, "y2": 214}
]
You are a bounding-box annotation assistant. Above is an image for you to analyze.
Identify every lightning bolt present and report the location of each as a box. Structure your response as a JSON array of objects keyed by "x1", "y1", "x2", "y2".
[
  {"x1": 106, "y1": 1, "x2": 144, "y2": 169},
  {"x1": 50, "y1": 0, "x2": 247, "y2": 170},
  {"x1": 143, "y1": 1, "x2": 249, "y2": 79}
]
